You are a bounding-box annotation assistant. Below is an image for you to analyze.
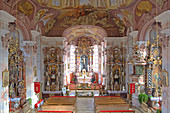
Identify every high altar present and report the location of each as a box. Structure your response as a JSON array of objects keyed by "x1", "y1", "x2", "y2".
[
  {"x1": 77, "y1": 69, "x2": 91, "y2": 83},
  {"x1": 67, "y1": 36, "x2": 96, "y2": 84}
]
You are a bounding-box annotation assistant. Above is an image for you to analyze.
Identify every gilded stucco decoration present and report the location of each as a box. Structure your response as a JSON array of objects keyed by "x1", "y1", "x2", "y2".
[
  {"x1": 18, "y1": 1, "x2": 34, "y2": 15},
  {"x1": 113, "y1": 18, "x2": 125, "y2": 34},
  {"x1": 120, "y1": 9, "x2": 134, "y2": 27},
  {"x1": 34, "y1": 9, "x2": 48, "y2": 24},
  {"x1": 136, "y1": 1, "x2": 152, "y2": 17},
  {"x1": 34, "y1": 9, "x2": 56, "y2": 34}
]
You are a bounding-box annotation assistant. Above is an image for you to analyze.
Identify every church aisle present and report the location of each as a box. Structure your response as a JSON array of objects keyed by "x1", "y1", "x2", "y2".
[{"x1": 76, "y1": 97, "x2": 94, "y2": 113}]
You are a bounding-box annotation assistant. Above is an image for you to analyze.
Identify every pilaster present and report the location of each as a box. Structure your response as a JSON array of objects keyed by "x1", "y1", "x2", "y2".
[
  {"x1": 23, "y1": 41, "x2": 38, "y2": 108},
  {"x1": 154, "y1": 10, "x2": 170, "y2": 113},
  {"x1": 0, "y1": 10, "x2": 16, "y2": 113},
  {"x1": 0, "y1": 35, "x2": 9, "y2": 113}
]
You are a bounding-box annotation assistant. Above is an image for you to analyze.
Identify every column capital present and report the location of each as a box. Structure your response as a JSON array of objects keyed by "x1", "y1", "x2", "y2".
[
  {"x1": 129, "y1": 31, "x2": 138, "y2": 38},
  {"x1": 161, "y1": 35, "x2": 170, "y2": 49},
  {"x1": 31, "y1": 30, "x2": 40, "y2": 41},
  {"x1": 23, "y1": 41, "x2": 36, "y2": 55},
  {"x1": 154, "y1": 10, "x2": 170, "y2": 25}
]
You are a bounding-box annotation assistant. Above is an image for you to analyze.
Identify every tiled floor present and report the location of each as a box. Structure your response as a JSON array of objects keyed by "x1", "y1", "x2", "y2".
[{"x1": 76, "y1": 97, "x2": 94, "y2": 113}]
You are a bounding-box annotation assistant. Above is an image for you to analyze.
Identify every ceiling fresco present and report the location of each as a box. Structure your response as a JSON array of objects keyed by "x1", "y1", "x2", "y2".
[
  {"x1": 36, "y1": 0, "x2": 134, "y2": 9},
  {"x1": 63, "y1": 25, "x2": 107, "y2": 44},
  {"x1": 4, "y1": 0, "x2": 167, "y2": 38},
  {"x1": 34, "y1": 0, "x2": 136, "y2": 37},
  {"x1": 46, "y1": 5, "x2": 126, "y2": 37}
]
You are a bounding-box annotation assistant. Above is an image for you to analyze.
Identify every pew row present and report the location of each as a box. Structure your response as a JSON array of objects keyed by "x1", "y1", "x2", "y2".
[
  {"x1": 99, "y1": 110, "x2": 135, "y2": 113},
  {"x1": 41, "y1": 96, "x2": 76, "y2": 112},
  {"x1": 38, "y1": 111, "x2": 73, "y2": 113},
  {"x1": 94, "y1": 96, "x2": 130, "y2": 113}
]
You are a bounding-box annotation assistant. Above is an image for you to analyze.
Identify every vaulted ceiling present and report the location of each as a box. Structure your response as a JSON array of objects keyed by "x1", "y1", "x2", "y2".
[{"x1": 3, "y1": 0, "x2": 168, "y2": 39}]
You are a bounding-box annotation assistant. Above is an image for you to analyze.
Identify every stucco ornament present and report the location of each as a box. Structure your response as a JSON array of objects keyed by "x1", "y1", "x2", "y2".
[
  {"x1": 136, "y1": 1, "x2": 152, "y2": 17},
  {"x1": 18, "y1": 1, "x2": 33, "y2": 16}
]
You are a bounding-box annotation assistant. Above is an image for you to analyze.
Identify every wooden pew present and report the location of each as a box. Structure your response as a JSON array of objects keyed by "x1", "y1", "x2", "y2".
[
  {"x1": 99, "y1": 110, "x2": 135, "y2": 113},
  {"x1": 41, "y1": 96, "x2": 76, "y2": 112},
  {"x1": 94, "y1": 96, "x2": 130, "y2": 113},
  {"x1": 38, "y1": 111, "x2": 73, "y2": 113}
]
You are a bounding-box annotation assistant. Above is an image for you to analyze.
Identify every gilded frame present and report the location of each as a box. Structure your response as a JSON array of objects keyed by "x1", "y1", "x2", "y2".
[
  {"x1": 2, "y1": 69, "x2": 9, "y2": 87},
  {"x1": 162, "y1": 69, "x2": 168, "y2": 87},
  {"x1": 135, "y1": 65, "x2": 144, "y2": 76}
]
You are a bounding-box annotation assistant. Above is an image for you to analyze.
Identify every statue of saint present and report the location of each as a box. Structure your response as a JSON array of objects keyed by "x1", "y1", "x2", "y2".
[
  {"x1": 91, "y1": 75, "x2": 95, "y2": 83},
  {"x1": 51, "y1": 68, "x2": 56, "y2": 79},
  {"x1": 81, "y1": 55, "x2": 88, "y2": 72},
  {"x1": 47, "y1": 75, "x2": 50, "y2": 86},
  {"x1": 72, "y1": 75, "x2": 77, "y2": 83},
  {"x1": 114, "y1": 67, "x2": 119, "y2": 84}
]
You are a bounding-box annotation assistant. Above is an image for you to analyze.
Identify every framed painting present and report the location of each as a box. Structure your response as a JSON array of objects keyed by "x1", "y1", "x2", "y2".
[
  {"x1": 162, "y1": 69, "x2": 168, "y2": 87},
  {"x1": 135, "y1": 65, "x2": 144, "y2": 75},
  {"x1": 33, "y1": 66, "x2": 37, "y2": 77},
  {"x1": 2, "y1": 69, "x2": 9, "y2": 87}
]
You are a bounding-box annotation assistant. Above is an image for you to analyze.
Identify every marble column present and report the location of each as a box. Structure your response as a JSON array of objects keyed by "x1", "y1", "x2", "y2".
[
  {"x1": 0, "y1": 10, "x2": 15, "y2": 113},
  {"x1": 128, "y1": 31, "x2": 139, "y2": 108},
  {"x1": 161, "y1": 35, "x2": 170, "y2": 113}
]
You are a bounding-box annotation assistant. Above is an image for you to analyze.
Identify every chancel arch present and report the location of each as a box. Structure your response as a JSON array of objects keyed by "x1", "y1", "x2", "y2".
[
  {"x1": 63, "y1": 25, "x2": 107, "y2": 84},
  {"x1": 1, "y1": 0, "x2": 170, "y2": 112}
]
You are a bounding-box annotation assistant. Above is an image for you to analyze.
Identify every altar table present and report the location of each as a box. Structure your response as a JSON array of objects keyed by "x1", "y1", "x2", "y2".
[{"x1": 77, "y1": 76, "x2": 91, "y2": 83}]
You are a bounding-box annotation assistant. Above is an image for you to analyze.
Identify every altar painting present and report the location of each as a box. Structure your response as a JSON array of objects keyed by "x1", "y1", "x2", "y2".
[
  {"x1": 152, "y1": 66, "x2": 162, "y2": 88},
  {"x1": 135, "y1": 65, "x2": 144, "y2": 75},
  {"x1": 113, "y1": 65, "x2": 121, "y2": 84}
]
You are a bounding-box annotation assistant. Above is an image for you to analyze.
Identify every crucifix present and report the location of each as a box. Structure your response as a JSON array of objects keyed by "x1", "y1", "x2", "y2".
[{"x1": 83, "y1": 57, "x2": 85, "y2": 65}]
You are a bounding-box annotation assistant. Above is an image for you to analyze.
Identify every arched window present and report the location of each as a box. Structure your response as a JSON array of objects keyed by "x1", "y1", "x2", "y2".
[
  {"x1": 70, "y1": 45, "x2": 75, "y2": 72},
  {"x1": 93, "y1": 45, "x2": 99, "y2": 72}
]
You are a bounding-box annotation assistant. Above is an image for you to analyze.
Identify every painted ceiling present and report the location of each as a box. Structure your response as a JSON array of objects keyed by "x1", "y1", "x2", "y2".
[
  {"x1": 10, "y1": 0, "x2": 167, "y2": 38},
  {"x1": 63, "y1": 25, "x2": 107, "y2": 44},
  {"x1": 33, "y1": 0, "x2": 135, "y2": 37}
]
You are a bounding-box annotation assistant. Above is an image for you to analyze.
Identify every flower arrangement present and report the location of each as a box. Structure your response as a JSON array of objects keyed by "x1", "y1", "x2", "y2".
[{"x1": 138, "y1": 93, "x2": 148, "y2": 104}]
